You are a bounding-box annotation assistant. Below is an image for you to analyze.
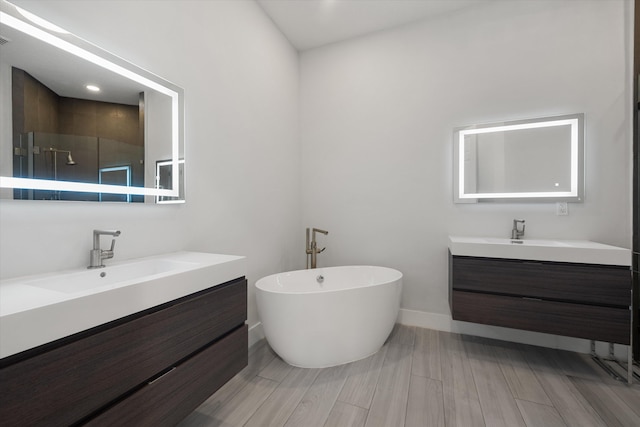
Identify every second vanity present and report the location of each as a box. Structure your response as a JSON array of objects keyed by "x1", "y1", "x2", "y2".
[
  {"x1": 0, "y1": 251, "x2": 247, "y2": 426},
  {"x1": 449, "y1": 236, "x2": 632, "y2": 346}
]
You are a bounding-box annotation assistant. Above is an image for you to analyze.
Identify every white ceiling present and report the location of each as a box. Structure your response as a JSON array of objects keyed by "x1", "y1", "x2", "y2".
[{"x1": 256, "y1": 0, "x2": 488, "y2": 51}]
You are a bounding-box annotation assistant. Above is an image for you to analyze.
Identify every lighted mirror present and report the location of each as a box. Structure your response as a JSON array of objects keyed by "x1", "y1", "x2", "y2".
[
  {"x1": 0, "y1": 0, "x2": 184, "y2": 202},
  {"x1": 155, "y1": 159, "x2": 184, "y2": 204},
  {"x1": 453, "y1": 114, "x2": 584, "y2": 203}
]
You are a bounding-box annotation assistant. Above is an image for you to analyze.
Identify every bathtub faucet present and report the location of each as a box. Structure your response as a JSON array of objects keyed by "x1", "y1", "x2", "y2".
[{"x1": 306, "y1": 227, "x2": 328, "y2": 269}]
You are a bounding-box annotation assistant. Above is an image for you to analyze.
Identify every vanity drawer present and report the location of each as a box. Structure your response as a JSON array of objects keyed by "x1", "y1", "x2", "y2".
[
  {"x1": 0, "y1": 277, "x2": 247, "y2": 427},
  {"x1": 451, "y1": 256, "x2": 630, "y2": 307},
  {"x1": 452, "y1": 290, "x2": 630, "y2": 344},
  {"x1": 86, "y1": 324, "x2": 248, "y2": 426}
]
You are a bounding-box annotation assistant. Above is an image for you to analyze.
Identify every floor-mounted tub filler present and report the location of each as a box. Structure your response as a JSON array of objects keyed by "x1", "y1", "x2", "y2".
[{"x1": 256, "y1": 265, "x2": 402, "y2": 368}]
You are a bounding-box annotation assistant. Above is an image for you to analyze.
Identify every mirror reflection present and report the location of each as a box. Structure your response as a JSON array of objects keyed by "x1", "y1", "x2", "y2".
[
  {"x1": 15, "y1": 132, "x2": 144, "y2": 202},
  {"x1": 0, "y1": 0, "x2": 184, "y2": 202},
  {"x1": 453, "y1": 114, "x2": 584, "y2": 202}
]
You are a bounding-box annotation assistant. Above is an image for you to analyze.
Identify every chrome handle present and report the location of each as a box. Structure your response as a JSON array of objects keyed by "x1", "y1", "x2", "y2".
[{"x1": 99, "y1": 238, "x2": 117, "y2": 260}]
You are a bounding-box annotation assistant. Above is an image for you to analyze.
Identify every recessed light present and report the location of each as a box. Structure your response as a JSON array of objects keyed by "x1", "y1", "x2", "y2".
[{"x1": 86, "y1": 84, "x2": 100, "y2": 92}]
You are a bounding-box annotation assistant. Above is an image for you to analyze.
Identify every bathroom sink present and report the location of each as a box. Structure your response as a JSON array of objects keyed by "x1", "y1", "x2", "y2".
[
  {"x1": 0, "y1": 251, "x2": 246, "y2": 358},
  {"x1": 449, "y1": 236, "x2": 630, "y2": 265},
  {"x1": 25, "y1": 259, "x2": 197, "y2": 294}
]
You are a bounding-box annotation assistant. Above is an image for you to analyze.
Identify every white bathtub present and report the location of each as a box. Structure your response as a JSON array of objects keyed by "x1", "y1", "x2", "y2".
[{"x1": 255, "y1": 266, "x2": 402, "y2": 368}]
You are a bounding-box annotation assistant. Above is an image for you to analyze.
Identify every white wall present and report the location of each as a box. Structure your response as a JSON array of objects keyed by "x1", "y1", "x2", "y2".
[
  {"x1": 0, "y1": 0, "x2": 301, "y2": 331},
  {"x1": 300, "y1": 0, "x2": 632, "y2": 348}
]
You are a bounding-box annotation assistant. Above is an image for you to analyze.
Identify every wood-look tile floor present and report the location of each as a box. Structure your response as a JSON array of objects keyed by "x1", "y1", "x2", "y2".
[{"x1": 179, "y1": 325, "x2": 640, "y2": 427}]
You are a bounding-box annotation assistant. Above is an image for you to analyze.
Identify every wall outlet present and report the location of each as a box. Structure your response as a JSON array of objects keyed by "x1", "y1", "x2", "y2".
[{"x1": 556, "y1": 202, "x2": 569, "y2": 216}]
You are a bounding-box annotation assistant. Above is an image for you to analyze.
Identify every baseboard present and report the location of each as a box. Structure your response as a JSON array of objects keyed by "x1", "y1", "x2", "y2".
[
  {"x1": 397, "y1": 308, "x2": 629, "y2": 358},
  {"x1": 248, "y1": 321, "x2": 265, "y2": 350}
]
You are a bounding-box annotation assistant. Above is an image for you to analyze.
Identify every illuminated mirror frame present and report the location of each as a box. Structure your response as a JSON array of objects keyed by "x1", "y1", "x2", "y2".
[
  {"x1": 155, "y1": 159, "x2": 185, "y2": 204},
  {"x1": 453, "y1": 113, "x2": 584, "y2": 203},
  {"x1": 0, "y1": 1, "x2": 183, "y2": 198}
]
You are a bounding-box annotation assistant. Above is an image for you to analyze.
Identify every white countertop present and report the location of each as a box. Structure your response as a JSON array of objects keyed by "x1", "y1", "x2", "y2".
[
  {"x1": 0, "y1": 251, "x2": 246, "y2": 359},
  {"x1": 449, "y1": 236, "x2": 631, "y2": 266}
]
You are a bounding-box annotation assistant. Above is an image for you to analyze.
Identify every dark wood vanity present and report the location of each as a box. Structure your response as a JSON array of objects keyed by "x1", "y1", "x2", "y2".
[
  {"x1": 449, "y1": 252, "x2": 631, "y2": 345},
  {"x1": 0, "y1": 277, "x2": 247, "y2": 426}
]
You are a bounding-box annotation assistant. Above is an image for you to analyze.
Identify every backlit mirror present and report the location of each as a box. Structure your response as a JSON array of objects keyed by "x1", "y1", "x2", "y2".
[
  {"x1": 0, "y1": 0, "x2": 184, "y2": 202},
  {"x1": 453, "y1": 114, "x2": 584, "y2": 203},
  {"x1": 156, "y1": 158, "x2": 184, "y2": 204}
]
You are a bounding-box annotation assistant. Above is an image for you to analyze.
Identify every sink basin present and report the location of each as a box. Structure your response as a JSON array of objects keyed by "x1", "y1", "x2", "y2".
[
  {"x1": 449, "y1": 236, "x2": 630, "y2": 266},
  {"x1": 25, "y1": 259, "x2": 197, "y2": 294},
  {"x1": 0, "y1": 251, "x2": 246, "y2": 359}
]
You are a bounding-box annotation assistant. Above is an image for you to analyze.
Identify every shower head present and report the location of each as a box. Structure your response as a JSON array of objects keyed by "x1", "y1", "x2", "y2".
[{"x1": 48, "y1": 147, "x2": 77, "y2": 165}]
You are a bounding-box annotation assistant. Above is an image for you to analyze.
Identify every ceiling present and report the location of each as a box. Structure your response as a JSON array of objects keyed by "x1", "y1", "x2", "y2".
[{"x1": 256, "y1": 0, "x2": 488, "y2": 51}]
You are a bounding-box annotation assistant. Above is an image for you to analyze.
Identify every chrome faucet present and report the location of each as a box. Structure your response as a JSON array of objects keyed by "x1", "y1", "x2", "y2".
[
  {"x1": 88, "y1": 229, "x2": 121, "y2": 269},
  {"x1": 306, "y1": 227, "x2": 328, "y2": 269},
  {"x1": 511, "y1": 219, "x2": 525, "y2": 240}
]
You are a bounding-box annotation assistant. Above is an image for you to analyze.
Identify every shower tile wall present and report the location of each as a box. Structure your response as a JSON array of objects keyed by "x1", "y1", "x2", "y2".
[
  {"x1": 12, "y1": 67, "x2": 59, "y2": 135},
  {"x1": 58, "y1": 98, "x2": 141, "y2": 148},
  {"x1": 13, "y1": 67, "x2": 142, "y2": 146}
]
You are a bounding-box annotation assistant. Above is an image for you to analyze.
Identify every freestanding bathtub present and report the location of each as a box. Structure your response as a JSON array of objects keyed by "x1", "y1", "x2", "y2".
[{"x1": 255, "y1": 266, "x2": 402, "y2": 368}]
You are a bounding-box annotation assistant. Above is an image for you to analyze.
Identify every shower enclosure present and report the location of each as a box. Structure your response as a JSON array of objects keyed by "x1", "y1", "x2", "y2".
[{"x1": 13, "y1": 132, "x2": 144, "y2": 202}]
